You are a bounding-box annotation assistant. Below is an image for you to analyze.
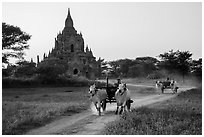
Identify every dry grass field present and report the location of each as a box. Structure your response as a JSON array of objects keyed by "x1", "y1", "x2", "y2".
[{"x1": 2, "y1": 87, "x2": 90, "y2": 135}]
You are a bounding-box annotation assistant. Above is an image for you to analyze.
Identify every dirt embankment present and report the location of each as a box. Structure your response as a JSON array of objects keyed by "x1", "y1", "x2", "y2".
[{"x1": 26, "y1": 85, "x2": 192, "y2": 135}]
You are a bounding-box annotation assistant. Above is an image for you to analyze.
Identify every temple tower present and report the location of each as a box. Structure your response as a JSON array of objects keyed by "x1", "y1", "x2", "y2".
[{"x1": 42, "y1": 8, "x2": 101, "y2": 79}]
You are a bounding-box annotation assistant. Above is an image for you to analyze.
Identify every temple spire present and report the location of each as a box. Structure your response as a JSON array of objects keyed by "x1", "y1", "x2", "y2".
[
  {"x1": 86, "y1": 45, "x2": 89, "y2": 52},
  {"x1": 65, "y1": 8, "x2": 74, "y2": 27},
  {"x1": 90, "y1": 48, "x2": 93, "y2": 55},
  {"x1": 68, "y1": 8, "x2": 71, "y2": 16}
]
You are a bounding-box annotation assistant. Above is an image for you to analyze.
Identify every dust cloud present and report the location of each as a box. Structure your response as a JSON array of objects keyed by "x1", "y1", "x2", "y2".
[{"x1": 90, "y1": 102, "x2": 117, "y2": 115}]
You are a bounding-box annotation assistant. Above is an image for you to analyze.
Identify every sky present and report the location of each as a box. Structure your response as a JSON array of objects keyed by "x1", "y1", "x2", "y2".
[{"x1": 2, "y1": 2, "x2": 202, "y2": 63}]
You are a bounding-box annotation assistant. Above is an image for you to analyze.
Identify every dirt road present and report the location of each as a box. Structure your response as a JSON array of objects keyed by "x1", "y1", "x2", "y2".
[{"x1": 26, "y1": 84, "x2": 192, "y2": 135}]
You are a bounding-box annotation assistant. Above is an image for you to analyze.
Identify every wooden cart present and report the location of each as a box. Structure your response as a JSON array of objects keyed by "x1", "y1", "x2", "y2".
[{"x1": 160, "y1": 81, "x2": 178, "y2": 93}]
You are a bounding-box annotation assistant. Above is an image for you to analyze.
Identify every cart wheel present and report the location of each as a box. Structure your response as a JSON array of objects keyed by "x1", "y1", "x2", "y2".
[
  {"x1": 126, "y1": 100, "x2": 131, "y2": 111},
  {"x1": 175, "y1": 87, "x2": 178, "y2": 93},
  {"x1": 161, "y1": 87, "x2": 164, "y2": 93},
  {"x1": 102, "y1": 100, "x2": 106, "y2": 111}
]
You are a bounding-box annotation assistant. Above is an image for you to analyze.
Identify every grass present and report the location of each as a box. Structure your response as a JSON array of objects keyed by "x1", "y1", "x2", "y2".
[
  {"x1": 2, "y1": 87, "x2": 90, "y2": 135},
  {"x1": 102, "y1": 87, "x2": 202, "y2": 135}
]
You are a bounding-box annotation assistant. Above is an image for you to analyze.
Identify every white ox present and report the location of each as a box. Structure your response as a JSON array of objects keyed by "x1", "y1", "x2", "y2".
[
  {"x1": 115, "y1": 83, "x2": 132, "y2": 114},
  {"x1": 89, "y1": 84, "x2": 107, "y2": 116},
  {"x1": 155, "y1": 80, "x2": 163, "y2": 89}
]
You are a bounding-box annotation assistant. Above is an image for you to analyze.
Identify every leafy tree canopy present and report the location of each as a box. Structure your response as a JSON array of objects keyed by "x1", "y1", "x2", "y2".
[
  {"x1": 191, "y1": 58, "x2": 202, "y2": 77},
  {"x1": 2, "y1": 22, "x2": 31, "y2": 64},
  {"x1": 135, "y1": 56, "x2": 159, "y2": 64},
  {"x1": 36, "y1": 58, "x2": 69, "y2": 81},
  {"x1": 107, "y1": 57, "x2": 158, "y2": 77},
  {"x1": 159, "y1": 50, "x2": 192, "y2": 80},
  {"x1": 14, "y1": 60, "x2": 37, "y2": 77}
]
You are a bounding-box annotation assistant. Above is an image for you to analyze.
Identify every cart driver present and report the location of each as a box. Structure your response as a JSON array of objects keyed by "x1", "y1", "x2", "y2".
[
  {"x1": 166, "y1": 77, "x2": 170, "y2": 82},
  {"x1": 166, "y1": 77, "x2": 171, "y2": 82},
  {"x1": 165, "y1": 77, "x2": 171, "y2": 86},
  {"x1": 114, "y1": 78, "x2": 121, "y2": 88}
]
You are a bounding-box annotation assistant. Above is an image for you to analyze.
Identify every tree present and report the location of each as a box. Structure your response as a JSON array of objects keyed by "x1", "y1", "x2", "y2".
[
  {"x1": 135, "y1": 56, "x2": 159, "y2": 64},
  {"x1": 176, "y1": 51, "x2": 192, "y2": 81},
  {"x1": 158, "y1": 50, "x2": 178, "y2": 72},
  {"x1": 2, "y1": 22, "x2": 31, "y2": 65},
  {"x1": 135, "y1": 57, "x2": 158, "y2": 76},
  {"x1": 108, "y1": 57, "x2": 159, "y2": 78},
  {"x1": 2, "y1": 64, "x2": 17, "y2": 77},
  {"x1": 159, "y1": 50, "x2": 192, "y2": 82},
  {"x1": 36, "y1": 58, "x2": 68, "y2": 84},
  {"x1": 128, "y1": 64, "x2": 144, "y2": 77},
  {"x1": 14, "y1": 60, "x2": 37, "y2": 77},
  {"x1": 108, "y1": 60, "x2": 121, "y2": 77},
  {"x1": 191, "y1": 58, "x2": 202, "y2": 78},
  {"x1": 119, "y1": 59, "x2": 133, "y2": 77}
]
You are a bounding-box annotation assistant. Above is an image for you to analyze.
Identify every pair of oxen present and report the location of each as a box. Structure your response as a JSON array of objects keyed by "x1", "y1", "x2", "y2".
[
  {"x1": 89, "y1": 83, "x2": 133, "y2": 116},
  {"x1": 155, "y1": 80, "x2": 179, "y2": 94}
]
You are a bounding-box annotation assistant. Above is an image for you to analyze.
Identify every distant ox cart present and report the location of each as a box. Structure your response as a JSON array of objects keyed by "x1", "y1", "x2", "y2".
[{"x1": 156, "y1": 78, "x2": 179, "y2": 94}]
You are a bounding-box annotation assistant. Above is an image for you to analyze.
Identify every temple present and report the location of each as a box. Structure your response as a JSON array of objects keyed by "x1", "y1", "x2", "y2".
[{"x1": 41, "y1": 8, "x2": 101, "y2": 79}]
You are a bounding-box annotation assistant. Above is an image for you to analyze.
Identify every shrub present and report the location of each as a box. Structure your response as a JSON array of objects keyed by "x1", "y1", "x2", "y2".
[
  {"x1": 2, "y1": 76, "x2": 40, "y2": 88},
  {"x1": 14, "y1": 61, "x2": 37, "y2": 77},
  {"x1": 36, "y1": 58, "x2": 68, "y2": 84}
]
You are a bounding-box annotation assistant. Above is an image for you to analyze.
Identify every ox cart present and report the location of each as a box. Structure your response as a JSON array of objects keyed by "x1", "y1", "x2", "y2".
[
  {"x1": 156, "y1": 79, "x2": 179, "y2": 94},
  {"x1": 99, "y1": 78, "x2": 119, "y2": 104},
  {"x1": 96, "y1": 78, "x2": 132, "y2": 114},
  {"x1": 89, "y1": 77, "x2": 119, "y2": 115}
]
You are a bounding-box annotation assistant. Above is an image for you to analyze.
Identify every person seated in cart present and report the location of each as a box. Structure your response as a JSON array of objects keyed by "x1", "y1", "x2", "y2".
[
  {"x1": 114, "y1": 78, "x2": 122, "y2": 88},
  {"x1": 164, "y1": 77, "x2": 171, "y2": 85},
  {"x1": 105, "y1": 78, "x2": 121, "y2": 103},
  {"x1": 166, "y1": 77, "x2": 170, "y2": 82}
]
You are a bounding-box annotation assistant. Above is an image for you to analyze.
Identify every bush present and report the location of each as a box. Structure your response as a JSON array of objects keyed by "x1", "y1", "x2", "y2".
[
  {"x1": 36, "y1": 58, "x2": 68, "y2": 84},
  {"x1": 2, "y1": 69, "x2": 12, "y2": 77},
  {"x1": 57, "y1": 74, "x2": 91, "y2": 86},
  {"x1": 2, "y1": 76, "x2": 40, "y2": 88},
  {"x1": 2, "y1": 74, "x2": 106, "y2": 88},
  {"x1": 14, "y1": 61, "x2": 37, "y2": 77}
]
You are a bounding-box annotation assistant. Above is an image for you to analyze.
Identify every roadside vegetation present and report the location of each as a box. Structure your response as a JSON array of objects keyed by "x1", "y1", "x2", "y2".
[
  {"x1": 2, "y1": 87, "x2": 91, "y2": 135},
  {"x1": 103, "y1": 87, "x2": 202, "y2": 135}
]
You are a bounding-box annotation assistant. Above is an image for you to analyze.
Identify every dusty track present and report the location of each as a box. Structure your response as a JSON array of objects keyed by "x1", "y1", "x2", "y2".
[{"x1": 26, "y1": 84, "x2": 192, "y2": 135}]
